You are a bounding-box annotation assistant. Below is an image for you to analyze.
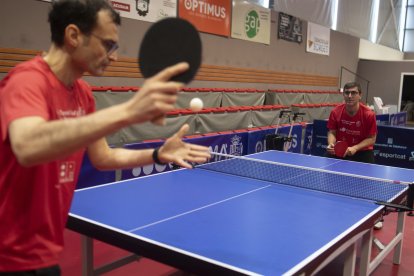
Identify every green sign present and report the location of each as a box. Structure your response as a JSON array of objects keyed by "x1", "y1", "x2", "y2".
[{"x1": 245, "y1": 10, "x2": 260, "y2": 38}]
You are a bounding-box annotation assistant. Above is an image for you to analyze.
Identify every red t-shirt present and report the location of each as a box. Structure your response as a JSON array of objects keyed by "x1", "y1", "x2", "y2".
[
  {"x1": 327, "y1": 103, "x2": 377, "y2": 151},
  {"x1": 0, "y1": 56, "x2": 95, "y2": 271}
]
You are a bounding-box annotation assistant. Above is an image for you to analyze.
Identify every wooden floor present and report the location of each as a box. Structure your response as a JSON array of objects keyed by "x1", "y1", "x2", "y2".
[{"x1": 60, "y1": 211, "x2": 414, "y2": 276}]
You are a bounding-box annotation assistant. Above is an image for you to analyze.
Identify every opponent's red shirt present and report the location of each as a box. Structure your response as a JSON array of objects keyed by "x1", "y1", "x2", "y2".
[
  {"x1": 0, "y1": 56, "x2": 95, "y2": 271},
  {"x1": 327, "y1": 103, "x2": 377, "y2": 151}
]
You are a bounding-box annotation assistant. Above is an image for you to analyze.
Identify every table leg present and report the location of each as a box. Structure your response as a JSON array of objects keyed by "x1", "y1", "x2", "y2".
[{"x1": 80, "y1": 235, "x2": 141, "y2": 276}]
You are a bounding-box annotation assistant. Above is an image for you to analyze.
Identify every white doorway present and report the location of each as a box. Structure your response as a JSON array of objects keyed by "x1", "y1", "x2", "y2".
[{"x1": 399, "y1": 73, "x2": 414, "y2": 121}]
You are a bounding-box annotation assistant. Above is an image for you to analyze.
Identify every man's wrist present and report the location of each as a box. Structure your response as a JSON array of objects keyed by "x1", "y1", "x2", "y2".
[{"x1": 152, "y1": 147, "x2": 166, "y2": 165}]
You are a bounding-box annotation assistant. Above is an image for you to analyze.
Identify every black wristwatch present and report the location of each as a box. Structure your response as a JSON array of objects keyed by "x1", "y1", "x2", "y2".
[{"x1": 152, "y1": 147, "x2": 165, "y2": 165}]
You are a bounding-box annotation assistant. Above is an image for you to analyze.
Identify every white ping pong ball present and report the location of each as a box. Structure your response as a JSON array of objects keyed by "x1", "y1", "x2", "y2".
[{"x1": 190, "y1": 97, "x2": 203, "y2": 111}]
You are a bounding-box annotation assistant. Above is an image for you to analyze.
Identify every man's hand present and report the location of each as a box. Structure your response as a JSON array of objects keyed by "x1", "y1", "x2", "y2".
[
  {"x1": 326, "y1": 143, "x2": 335, "y2": 155},
  {"x1": 345, "y1": 146, "x2": 358, "y2": 156},
  {"x1": 123, "y1": 62, "x2": 189, "y2": 125},
  {"x1": 158, "y1": 124, "x2": 211, "y2": 169}
]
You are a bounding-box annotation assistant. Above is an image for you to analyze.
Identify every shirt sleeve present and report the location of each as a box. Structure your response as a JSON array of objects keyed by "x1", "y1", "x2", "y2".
[
  {"x1": 366, "y1": 111, "x2": 377, "y2": 136},
  {"x1": 327, "y1": 109, "x2": 338, "y2": 130},
  {"x1": 0, "y1": 69, "x2": 49, "y2": 141}
]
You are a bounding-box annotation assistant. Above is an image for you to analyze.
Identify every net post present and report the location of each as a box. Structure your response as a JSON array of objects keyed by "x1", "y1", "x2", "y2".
[{"x1": 407, "y1": 183, "x2": 414, "y2": 216}]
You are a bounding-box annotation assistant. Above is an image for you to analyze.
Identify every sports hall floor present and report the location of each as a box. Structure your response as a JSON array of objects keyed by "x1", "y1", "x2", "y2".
[{"x1": 60, "y1": 211, "x2": 414, "y2": 275}]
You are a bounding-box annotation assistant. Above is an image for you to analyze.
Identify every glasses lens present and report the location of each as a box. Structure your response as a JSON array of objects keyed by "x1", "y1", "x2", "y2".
[
  {"x1": 344, "y1": 91, "x2": 358, "y2": 96},
  {"x1": 92, "y1": 33, "x2": 118, "y2": 55},
  {"x1": 103, "y1": 41, "x2": 118, "y2": 54}
]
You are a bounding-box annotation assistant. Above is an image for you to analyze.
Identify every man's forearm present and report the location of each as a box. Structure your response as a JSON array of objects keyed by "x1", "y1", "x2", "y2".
[
  {"x1": 327, "y1": 131, "x2": 336, "y2": 146},
  {"x1": 9, "y1": 103, "x2": 130, "y2": 166},
  {"x1": 353, "y1": 136, "x2": 376, "y2": 152},
  {"x1": 90, "y1": 146, "x2": 154, "y2": 171}
]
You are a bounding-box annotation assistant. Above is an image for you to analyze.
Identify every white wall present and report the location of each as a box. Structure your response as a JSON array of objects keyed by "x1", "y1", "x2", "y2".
[{"x1": 359, "y1": 39, "x2": 404, "y2": 61}]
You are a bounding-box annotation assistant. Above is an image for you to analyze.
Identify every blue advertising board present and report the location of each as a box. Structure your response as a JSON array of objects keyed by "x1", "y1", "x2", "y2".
[
  {"x1": 376, "y1": 112, "x2": 407, "y2": 126},
  {"x1": 247, "y1": 125, "x2": 303, "y2": 154},
  {"x1": 374, "y1": 125, "x2": 414, "y2": 168},
  {"x1": 389, "y1": 112, "x2": 407, "y2": 126},
  {"x1": 376, "y1": 114, "x2": 390, "y2": 126},
  {"x1": 121, "y1": 132, "x2": 249, "y2": 180},
  {"x1": 77, "y1": 154, "x2": 116, "y2": 189},
  {"x1": 77, "y1": 124, "x2": 307, "y2": 188},
  {"x1": 310, "y1": 120, "x2": 328, "y2": 157},
  {"x1": 303, "y1": 123, "x2": 313, "y2": 155}
]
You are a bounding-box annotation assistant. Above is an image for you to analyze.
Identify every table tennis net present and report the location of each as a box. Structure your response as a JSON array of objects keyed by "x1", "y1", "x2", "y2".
[{"x1": 198, "y1": 153, "x2": 407, "y2": 203}]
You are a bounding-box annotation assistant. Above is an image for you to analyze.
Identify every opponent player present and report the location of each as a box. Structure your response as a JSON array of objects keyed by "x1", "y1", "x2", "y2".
[
  {"x1": 325, "y1": 82, "x2": 381, "y2": 229},
  {"x1": 326, "y1": 82, "x2": 377, "y2": 163}
]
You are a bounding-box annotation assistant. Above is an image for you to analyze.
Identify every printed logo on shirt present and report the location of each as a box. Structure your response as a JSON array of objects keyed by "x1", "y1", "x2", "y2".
[
  {"x1": 356, "y1": 121, "x2": 361, "y2": 127},
  {"x1": 340, "y1": 120, "x2": 355, "y2": 126},
  {"x1": 58, "y1": 161, "x2": 76, "y2": 184},
  {"x1": 346, "y1": 130, "x2": 361, "y2": 136},
  {"x1": 56, "y1": 107, "x2": 86, "y2": 119}
]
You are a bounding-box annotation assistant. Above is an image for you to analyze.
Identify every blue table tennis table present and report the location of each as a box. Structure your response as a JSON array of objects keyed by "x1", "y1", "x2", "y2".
[{"x1": 67, "y1": 151, "x2": 414, "y2": 275}]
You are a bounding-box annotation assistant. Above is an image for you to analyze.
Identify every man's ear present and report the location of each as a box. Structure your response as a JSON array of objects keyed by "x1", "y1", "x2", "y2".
[{"x1": 65, "y1": 24, "x2": 82, "y2": 49}]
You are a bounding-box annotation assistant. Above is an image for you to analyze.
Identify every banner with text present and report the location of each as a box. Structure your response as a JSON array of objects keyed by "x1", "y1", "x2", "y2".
[
  {"x1": 231, "y1": 0, "x2": 271, "y2": 44},
  {"x1": 178, "y1": 0, "x2": 231, "y2": 36},
  {"x1": 374, "y1": 125, "x2": 414, "y2": 169},
  {"x1": 40, "y1": 0, "x2": 177, "y2": 22},
  {"x1": 78, "y1": 126, "x2": 305, "y2": 188},
  {"x1": 247, "y1": 125, "x2": 303, "y2": 154},
  {"x1": 110, "y1": 0, "x2": 177, "y2": 23},
  {"x1": 390, "y1": 112, "x2": 407, "y2": 126},
  {"x1": 306, "y1": 22, "x2": 330, "y2": 56},
  {"x1": 376, "y1": 112, "x2": 407, "y2": 126},
  {"x1": 310, "y1": 120, "x2": 328, "y2": 157},
  {"x1": 121, "y1": 133, "x2": 248, "y2": 180},
  {"x1": 303, "y1": 123, "x2": 313, "y2": 155},
  {"x1": 278, "y1": 12, "x2": 303, "y2": 43}
]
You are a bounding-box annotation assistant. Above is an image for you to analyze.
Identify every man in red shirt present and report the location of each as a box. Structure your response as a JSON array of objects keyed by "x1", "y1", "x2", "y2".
[
  {"x1": 327, "y1": 82, "x2": 382, "y2": 229},
  {"x1": 0, "y1": 1, "x2": 210, "y2": 275},
  {"x1": 326, "y1": 82, "x2": 377, "y2": 164}
]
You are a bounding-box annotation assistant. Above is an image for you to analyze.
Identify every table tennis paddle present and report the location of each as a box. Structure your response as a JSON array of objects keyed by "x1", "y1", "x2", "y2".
[
  {"x1": 138, "y1": 17, "x2": 202, "y2": 84},
  {"x1": 334, "y1": 141, "x2": 349, "y2": 158}
]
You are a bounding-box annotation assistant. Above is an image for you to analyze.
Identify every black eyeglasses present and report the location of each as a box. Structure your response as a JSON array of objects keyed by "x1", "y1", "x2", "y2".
[
  {"x1": 343, "y1": 90, "x2": 359, "y2": 96},
  {"x1": 90, "y1": 33, "x2": 119, "y2": 55}
]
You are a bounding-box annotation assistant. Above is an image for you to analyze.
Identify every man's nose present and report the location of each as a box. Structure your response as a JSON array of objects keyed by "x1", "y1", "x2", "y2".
[{"x1": 108, "y1": 51, "x2": 118, "y2": 62}]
